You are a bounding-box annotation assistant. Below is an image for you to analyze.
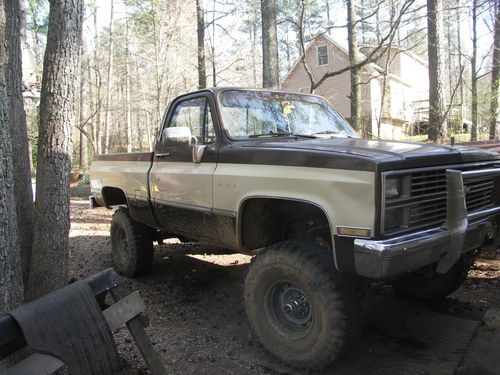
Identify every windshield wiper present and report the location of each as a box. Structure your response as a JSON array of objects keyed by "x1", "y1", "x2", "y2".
[
  {"x1": 249, "y1": 132, "x2": 288, "y2": 138},
  {"x1": 312, "y1": 131, "x2": 340, "y2": 135},
  {"x1": 289, "y1": 133, "x2": 317, "y2": 139},
  {"x1": 249, "y1": 132, "x2": 318, "y2": 139}
]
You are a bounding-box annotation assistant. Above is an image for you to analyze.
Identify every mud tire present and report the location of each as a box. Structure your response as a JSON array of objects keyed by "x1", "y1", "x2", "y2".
[
  {"x1": 244, "y1": 240, "x2": 360, "y2": 370},
  {"x1": 110, "y1": 207, "x2": 153, "y2": 277}
]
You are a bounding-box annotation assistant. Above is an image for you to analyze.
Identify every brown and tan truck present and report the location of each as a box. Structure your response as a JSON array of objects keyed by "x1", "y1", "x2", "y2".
[{"x1": 90, "y1": 88, "x2": 500, "y2": 370}]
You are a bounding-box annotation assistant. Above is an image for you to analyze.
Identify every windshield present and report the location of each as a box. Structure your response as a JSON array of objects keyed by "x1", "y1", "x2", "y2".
[{"x1": 218, "y1": 90, "x2": 359, "y2": 140}]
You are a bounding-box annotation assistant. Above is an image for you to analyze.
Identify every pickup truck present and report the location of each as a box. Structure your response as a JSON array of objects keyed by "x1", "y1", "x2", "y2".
[{"x1": 90, "y1": 88, "x2": 500, "y2": 370}]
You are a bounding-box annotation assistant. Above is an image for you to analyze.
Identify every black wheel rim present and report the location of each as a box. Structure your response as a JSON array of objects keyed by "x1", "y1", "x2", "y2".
[{"x1": 265, "y1": 280, "x2": 313, "y2": 339}]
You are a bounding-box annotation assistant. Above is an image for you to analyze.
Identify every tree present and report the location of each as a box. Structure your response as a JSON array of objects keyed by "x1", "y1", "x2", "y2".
[
  {"x1": 490, "y1": 0, "x2": 500, "y2": 139},
  {"x1": 471, "y1": 0, "x2": 479, "y2": 140},
  {"x1": 261, "y1": 0, "x2": 279, "y2": 88},
  {"x1": 79, "y1": 47, "x2": 88, "y2": 171},
  {"x1": 5, "y1": 0, "x2": 34, "y2": 287},
  {"x1": 196, "y1": 0, "x2": 207, "y2": 89},
  {"x1": 347, "y1": 0, "x2": 362, "y2": 133},
  {"x1": 125, "y1": 20, "x2": 132, "y2": 153},
  {"x1": 427, "y1": 0, "x2": 448, "y2": 141},
  {"x1": 0, "y1": 0, "x2": 24, "y2": 311},
  {"x1": 294, "y1": 0, "x2": 416, "y2": 137},
  {"x1": 28, "y1": 0, "x2": 83, "y2": 300},
  {"x1": 104, "y1": 0, "x2": 114, "y2": 154},
  {"x1": 26, "y1": 0, "x2": 49, "y2": 84},
  {"x1": 241, "y1": 0, "x2": 261, "y2": 86}
]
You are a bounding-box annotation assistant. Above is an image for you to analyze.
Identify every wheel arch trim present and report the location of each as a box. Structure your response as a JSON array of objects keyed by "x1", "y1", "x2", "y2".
[{"x1": 236, "y1": 195, "x2": 340, "y2": 270}]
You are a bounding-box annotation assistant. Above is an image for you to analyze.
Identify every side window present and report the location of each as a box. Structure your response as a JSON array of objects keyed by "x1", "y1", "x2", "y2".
[
  {"x1": 317, "y1": 45, "x2": 328, "y2": 66},
  {"x1": 164, "y1": 97, "x2": 215, "y2": 146}
]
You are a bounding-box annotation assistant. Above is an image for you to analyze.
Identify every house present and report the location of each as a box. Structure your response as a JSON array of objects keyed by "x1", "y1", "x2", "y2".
[{"x1": 281, "y1": 34, "x2": 429, "y2": 139}]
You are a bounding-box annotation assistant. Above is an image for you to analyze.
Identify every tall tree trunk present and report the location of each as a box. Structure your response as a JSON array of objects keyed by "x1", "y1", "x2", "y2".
[
  {"x1": 326, "y1": 0, "x2": 331, "y2": 34},
  {"x1": 5, "y1": 0, "x2": 34, "y2": 288},
  {"x1": 104, "y1": 0, "x2": 114, "y2": 154},
  {"x1": 427, "y1": 0, "x2": 447, "y2": 142},
  {"x1": 347, "y1": 0, "x2": 362, "y2": 134},
  {"x1": 261, "y1": 0, "x2": 279, "y2": 88},
  {"x1": 211, "y1": 0, "x2": 216, "y2": 87},
  {"x1": 125, "y1": 20, "x2": 132, "y2": 153},
  {"x1": 0, "y1": 0, "x2": 24, "y2": 311},
  {"x1": 456, "y1": 0, "x2": 464, "y2": 132},
  {"x1": 471, "y1": 0, "x2": 478, "y2": 141},
  {"x1": 196, "y1": 0, "x2": 206, "y2": 89},
  {"x1": 87, "y1": 62, "x2": 97, "y2": 154},
  {"x1": 252, "y1": 24, "x2": 257, "y2": 87},
  {"x1": 446, "y1": 7, "x2": 453, "y2": 113},
  {"x1": 92, "y1": 5, "x2": 102, "y2": 154},
  {"x1": 489, "y1": 0, "x2": 500, "y2": 140},
  {"x1": 29, "y1": 0, "x2": 83, "y2": 300},
  {"x1": 79, "y1": 52, "x2": 88, "y2": 171}
]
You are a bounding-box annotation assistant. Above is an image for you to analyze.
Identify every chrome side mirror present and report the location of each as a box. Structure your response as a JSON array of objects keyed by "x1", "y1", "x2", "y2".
[
  {"x1": 192, "y1": 144, "x2": 207, "y2": 163},
  {"x1": 162, "y1": 126, "x2": 192, "y2": 146}
]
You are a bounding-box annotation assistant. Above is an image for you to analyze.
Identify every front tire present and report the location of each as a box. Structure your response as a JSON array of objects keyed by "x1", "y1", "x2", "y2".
[
  {"x1": 244, "y1": 240, "x2": 359, "y2": 370},
  {"x1": 110, "y1": 207, "x2": 153, "y2": 277}
]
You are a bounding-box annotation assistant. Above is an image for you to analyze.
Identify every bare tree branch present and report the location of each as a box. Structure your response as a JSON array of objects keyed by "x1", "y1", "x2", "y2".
[{"x1": 311, "y1": 0, "x2": 417, "y2": 90}]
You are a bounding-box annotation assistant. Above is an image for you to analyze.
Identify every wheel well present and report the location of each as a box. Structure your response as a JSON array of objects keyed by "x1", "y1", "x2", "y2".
[
  {"x1": 239, "y1": 198, "x2": 332, "y2": 251},
  {"x1": 102, "y1": 187, "x2": 127, "y2": 207}
]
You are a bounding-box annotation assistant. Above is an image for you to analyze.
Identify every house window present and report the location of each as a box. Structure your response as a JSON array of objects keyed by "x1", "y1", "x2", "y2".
[{"x1": 317, "y1": 45, "x2": 328, "y2": 66}]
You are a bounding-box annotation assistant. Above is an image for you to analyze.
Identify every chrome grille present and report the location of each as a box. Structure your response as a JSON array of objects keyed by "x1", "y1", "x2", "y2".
[
  {"x1": 465, "y1": 177, "x2": 495, "y2": 212},
  {"x1": 383, "y1": 165, "x2": 498, "y2": 235},
  {"x1": 408, "y1": 171, "x2": 447, "y2": 229}
]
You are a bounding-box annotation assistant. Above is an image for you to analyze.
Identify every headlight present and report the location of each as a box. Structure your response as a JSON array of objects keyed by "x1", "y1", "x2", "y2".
[{"x1": 385, "y1": 177, "x2": 400, "y2": 198}]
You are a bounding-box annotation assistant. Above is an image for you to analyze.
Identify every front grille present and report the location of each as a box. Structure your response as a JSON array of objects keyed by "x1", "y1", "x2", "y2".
[
  {"x1": 408, "y1": 171, "x2": 447, "y2": 229},
  {"x1": 465, "y1": 177, "x2": 495, "y2": 212},
  {"x1": 383, "y1": 165, "x2": 499, "y2": 235}
]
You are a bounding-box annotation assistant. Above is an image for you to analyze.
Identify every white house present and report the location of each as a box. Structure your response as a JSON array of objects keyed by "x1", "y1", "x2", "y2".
[{"x1": 281, "y1": 34, "x2": 429, "y2": 139}]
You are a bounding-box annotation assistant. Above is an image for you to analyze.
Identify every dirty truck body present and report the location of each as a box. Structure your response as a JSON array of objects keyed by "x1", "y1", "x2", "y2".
[{"x1": 90, "y1": 88, "x2": 500, "y2": 370}]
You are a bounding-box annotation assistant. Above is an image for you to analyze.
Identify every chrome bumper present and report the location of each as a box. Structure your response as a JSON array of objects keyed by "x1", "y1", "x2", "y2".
[{"x1": 354, "y1": 168, "x2": 500, "y2": 279}]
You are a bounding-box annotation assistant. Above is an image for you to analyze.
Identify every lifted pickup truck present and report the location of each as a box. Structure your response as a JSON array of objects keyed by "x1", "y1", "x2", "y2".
[{"x1": 90, "y1": 88, "x2": 500, "y2": 370}]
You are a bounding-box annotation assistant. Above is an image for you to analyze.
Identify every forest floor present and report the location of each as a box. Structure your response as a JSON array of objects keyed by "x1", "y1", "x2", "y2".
[{"x1": 69, "y1": 185, "x2": 500, "y2": 375}]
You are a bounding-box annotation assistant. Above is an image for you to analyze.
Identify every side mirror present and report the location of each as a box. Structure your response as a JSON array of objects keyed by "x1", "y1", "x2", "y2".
[
  {"x1": 162, "y1": 126, "x2": 192, "y2": 146},
  {"x1": 162, "y1": 126, "x2": 199, "y2": 147}
]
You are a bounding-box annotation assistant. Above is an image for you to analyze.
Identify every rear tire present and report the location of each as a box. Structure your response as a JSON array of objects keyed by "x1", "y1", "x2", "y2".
[
  {"x1": 110, "y1": 207, "x2": 153, "y2": 277},
  {"x1": 391, "y1": 257, "x2": 471, "y2": 301},
  {"x1": 244, "y1": 240, "x2": 360, "y2": 370}
]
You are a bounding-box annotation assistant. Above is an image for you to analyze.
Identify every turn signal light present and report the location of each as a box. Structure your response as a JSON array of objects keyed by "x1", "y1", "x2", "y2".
[{"x1": 337, "y1": 227, "x2": 371, "y2": 237}]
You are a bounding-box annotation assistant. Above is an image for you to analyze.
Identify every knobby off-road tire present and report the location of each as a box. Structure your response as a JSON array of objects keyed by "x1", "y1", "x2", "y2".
[
  {"x1": 244, "y1": 240, "x2": 360, "y2": 370},
  {"x1": 391, "y1": 257, "x2": 471, "y2": 301},
  {"x1": 110, "y1": 207, "x2": 153, "y2": 277}
]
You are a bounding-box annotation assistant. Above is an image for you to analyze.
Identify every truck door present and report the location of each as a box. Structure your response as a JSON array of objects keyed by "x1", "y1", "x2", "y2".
[{"x1": 150, "y1": 94, "x2": 218, "y2": 241}]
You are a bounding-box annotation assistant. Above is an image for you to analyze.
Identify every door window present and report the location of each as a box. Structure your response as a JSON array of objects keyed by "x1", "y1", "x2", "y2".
[{"x1": 164, "y1": 97, "x2": 215, "y2": 147}]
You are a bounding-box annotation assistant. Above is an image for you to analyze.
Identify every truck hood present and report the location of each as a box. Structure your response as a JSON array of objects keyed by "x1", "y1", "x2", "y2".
[{"x1": 232, "y1": 138, "x2": 500, "y2": 172}]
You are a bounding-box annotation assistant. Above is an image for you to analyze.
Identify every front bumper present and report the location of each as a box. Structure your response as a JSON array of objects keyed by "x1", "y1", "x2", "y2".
[{"x1": 354, "y1": 168, "x2": 500, "y2": 279}]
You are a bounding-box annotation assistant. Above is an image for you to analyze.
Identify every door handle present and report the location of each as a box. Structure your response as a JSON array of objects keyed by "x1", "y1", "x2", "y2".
[{"x1": 156, "y1": 152, "x2": 171, "y2": 158}]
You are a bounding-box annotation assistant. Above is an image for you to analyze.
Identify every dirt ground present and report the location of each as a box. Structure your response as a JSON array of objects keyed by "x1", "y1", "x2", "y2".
[{"x1": 69, "y1": 186, "x2": 500, "y2": 375}]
